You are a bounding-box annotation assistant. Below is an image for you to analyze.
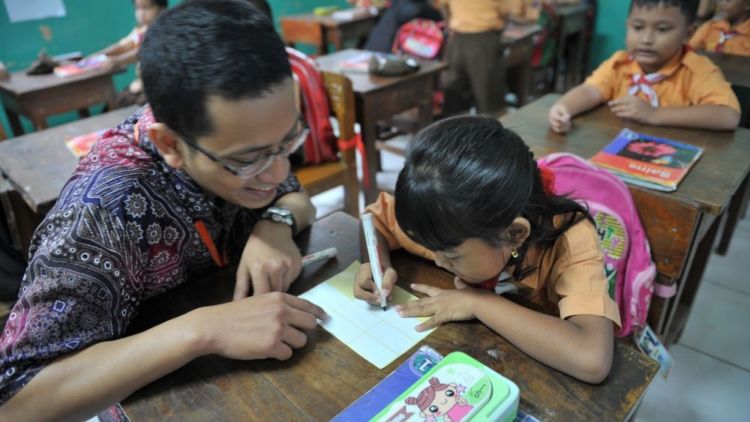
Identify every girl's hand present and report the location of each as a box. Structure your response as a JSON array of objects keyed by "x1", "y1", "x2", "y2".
[
  {"x1": 608, "y1": 95, "x2": 655, "y2": 123},
  {"x1": 353, "y1": 262, "x2": 397, "y2": 306},
  {"x1": 394, "y1": 278, "x2": 488, "y2": 332}
]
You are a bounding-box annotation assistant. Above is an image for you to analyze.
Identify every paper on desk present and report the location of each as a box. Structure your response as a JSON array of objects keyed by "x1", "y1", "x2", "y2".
[{"x1": 300, "y1": 261, "x2": 434, "y2": 369}]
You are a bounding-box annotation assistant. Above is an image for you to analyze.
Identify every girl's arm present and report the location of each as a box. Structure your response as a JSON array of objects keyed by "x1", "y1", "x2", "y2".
[
  {"x1": 0, "y1": 294, "x2": 325, "y2": 421},
  {"x1": 473, "y1": 294, "x2": 614, "y2": 383}
]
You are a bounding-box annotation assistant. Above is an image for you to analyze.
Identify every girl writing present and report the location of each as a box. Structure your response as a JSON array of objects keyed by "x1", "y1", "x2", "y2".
[{"x1": 353, "y1": 115, "x2": 621, "y2": 383}]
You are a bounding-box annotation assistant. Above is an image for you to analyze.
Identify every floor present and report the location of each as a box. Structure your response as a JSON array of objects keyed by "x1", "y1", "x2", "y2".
[{"x1": 313, "y1": 149, "x2": 750, "y2": 422}]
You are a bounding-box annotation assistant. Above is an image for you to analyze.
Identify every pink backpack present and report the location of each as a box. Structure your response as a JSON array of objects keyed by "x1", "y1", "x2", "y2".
[
  {"x1": 392, "y1": 18, "x2": 444, "y2": 59},
  {"x1": 287, "y1": 48, "x2": 339, "y2": 165},
  {"x1": 538, "y1": 153, "x2": 669, "y2": 337}
]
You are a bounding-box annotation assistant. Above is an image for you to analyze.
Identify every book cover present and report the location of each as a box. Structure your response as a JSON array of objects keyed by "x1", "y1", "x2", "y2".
[
  {"x1": 337, "y1": 52, "x2": 376, "y2": 73},
  {"x1": 371, "y1": 351, "x2": 520, "y2": 422},
  {"x1": 332, "y1": 346, "x2": 444, "y2": 422},
  {"x1": 54, "y1": 54, "x2": 108, "y2": 78},
  {"x1": 590, "y1": 128, "x2": 703, "y2": 192},
  {"x1": 65, "y1": 129, "x2": 106, "y2": 158}
]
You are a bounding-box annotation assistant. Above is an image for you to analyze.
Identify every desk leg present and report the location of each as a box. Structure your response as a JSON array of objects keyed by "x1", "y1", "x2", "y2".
[
  {"x1": 716, "y1": 174, "x2": 749, "y2": 255},
  {"x1": 29, "y1": 113, "x2": 48, "y2": 131},
  {"x1": 5, "y1": 108, "x2": 24, "y2": 137},
  {"x1": 663, "y1": 214, "x2": 720, "y2": 346},
  {"x1": 78, "y1": 108, "x2": 91, "y2": 119}
]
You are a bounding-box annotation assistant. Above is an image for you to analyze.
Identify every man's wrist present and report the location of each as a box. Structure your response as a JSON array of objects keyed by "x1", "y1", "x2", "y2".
[{"x1": 259, "y1": 206, "x2": 297, "y2": 235}]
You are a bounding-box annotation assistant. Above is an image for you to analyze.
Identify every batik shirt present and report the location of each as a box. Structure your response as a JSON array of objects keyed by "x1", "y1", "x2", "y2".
[{"x1": 0, "y1": 106, "x2": 300, "y2": 404}]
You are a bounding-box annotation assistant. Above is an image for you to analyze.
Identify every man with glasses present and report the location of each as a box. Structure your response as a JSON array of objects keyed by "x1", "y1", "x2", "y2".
[{"x1": 0, "y1": 1, "x2": 327, "y2": 419}]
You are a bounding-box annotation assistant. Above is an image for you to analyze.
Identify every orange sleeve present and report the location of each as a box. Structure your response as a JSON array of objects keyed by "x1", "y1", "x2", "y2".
[
  {"x1": 549, "y1": 221, "x2": 622, "y2": 327},
  {"x1": 689, "y1": 21, "x2": 710, "y2": 50},
  {"x1": 685, "y1": 58, "x2": 741, "y2": 113},
  {"x1": 364, "y1": 193, "x2": 436, "y2": 261},
  {"x1": 583, "y1": 51, "x2": 623, "y2": 102}
]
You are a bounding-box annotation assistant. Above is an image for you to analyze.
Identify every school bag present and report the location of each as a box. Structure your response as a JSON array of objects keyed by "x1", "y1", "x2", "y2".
[
  {"x1": 538, "y1": 153, "x2": 671, "y2": 338},
  {"x1": 392, "y1": 18, "x2": 444, "y2": 59},
  {"x1": 286, "y1": 48, "x2": 339, "y2": 165}
]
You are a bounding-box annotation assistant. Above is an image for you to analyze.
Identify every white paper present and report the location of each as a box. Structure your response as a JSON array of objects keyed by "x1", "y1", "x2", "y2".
[
  {"x1": 4, "y1": 0, "x2": 66, "y2": 23},
  {"x1": 300, "y1": 261, "x2": 434, "y2": 369}
]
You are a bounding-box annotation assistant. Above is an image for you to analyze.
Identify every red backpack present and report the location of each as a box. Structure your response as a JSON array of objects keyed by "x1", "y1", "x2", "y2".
[
  {"x1": 287, "y1": 48, "x2": 338, "y2": 165},
  {"x1": 538, "y1": 153, "x2": 672, "y2": 337},
  {"x1": 392, "y1": 18, "x2": 445, "y2": 59}
]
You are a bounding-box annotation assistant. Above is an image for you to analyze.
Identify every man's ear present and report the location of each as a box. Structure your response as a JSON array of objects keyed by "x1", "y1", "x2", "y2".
[
  {"x1": 507, "y1": 217, "x2": 531, "y2": 247},
  {"x1": 148, "y1": 123, "x2": 184, "y2": 169}
]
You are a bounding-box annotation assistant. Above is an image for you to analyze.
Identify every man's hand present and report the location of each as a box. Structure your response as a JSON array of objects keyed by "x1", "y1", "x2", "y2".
[
  {"x1": 549, "y1": 103, "x2": 572, "y2": 133},
  {"x1": 194, "y1": 292, "x2": 328, "y2": 361},
  {"x1": 608, "y1": 95, "x2": 655, "y2": 123},
  {"x1": 234, "y1": 220, "x2": 302, "y2": 300}
]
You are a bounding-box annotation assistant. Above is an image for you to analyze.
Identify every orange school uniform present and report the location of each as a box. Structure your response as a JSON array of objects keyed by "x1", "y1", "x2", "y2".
[
  {"x1": 365, "y1": 193, "x2": 622, "y2": 326},
  {"x1": 584, "y1": 48, "x2": 740, "y2": 112},
  {"x1": 689, "y1": 18, "x2": 750, "y2": 56},
  {"x1": 442, "y1": 0, "x2": 524, "y2": 32}
]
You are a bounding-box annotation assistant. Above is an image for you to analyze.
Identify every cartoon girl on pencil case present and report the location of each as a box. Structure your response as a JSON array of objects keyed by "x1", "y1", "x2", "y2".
[
  {"x1": 405, "y1": 377, "x2": 471, "y2": 422},
  {"x1": 353, "y1": 115, "x2": 621, "y2": 383}
]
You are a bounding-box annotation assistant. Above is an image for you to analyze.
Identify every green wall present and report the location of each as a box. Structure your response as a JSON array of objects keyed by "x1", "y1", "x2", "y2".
[
  {"x1": 589, "y1": 0, "x2": 629, "y2": 73},
  {"x1": 0, "y1": 0, "x2": 349, "y2": 135}
]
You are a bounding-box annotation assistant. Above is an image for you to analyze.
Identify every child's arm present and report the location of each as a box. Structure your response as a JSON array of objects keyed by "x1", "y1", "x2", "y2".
[
  {"x1": 609, "y1": 97, "x2": 740, "y2": 130},
  {"x1": 396, "y1": 283, "x2": 614, "y2": 383},
  {"x1": 549, "y1": 84, "x2": 604, "y2": 133}
]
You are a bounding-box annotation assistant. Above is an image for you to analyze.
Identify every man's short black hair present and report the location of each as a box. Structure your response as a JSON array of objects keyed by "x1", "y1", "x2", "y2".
[
  {"x1": 140, "y1": 0, "x2": 291, "y2": 142},
  {"x1": 629, "y1": 0, "x2": 699, "y2": 23}
]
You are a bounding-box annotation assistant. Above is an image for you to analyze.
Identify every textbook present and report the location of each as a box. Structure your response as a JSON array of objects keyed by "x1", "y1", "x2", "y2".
[
  {"x1": 54, "y1": 54, "x2": 108, "y2": 78},
  {"x1": 334, "y1": 347, "x2": 522, "y2": 422},
  {"x1": 65, "y1": 129, "x2": 105, "y2": 158},
  {"x1": 590, "y1": 128, "x2": 703, "y2": 192}
]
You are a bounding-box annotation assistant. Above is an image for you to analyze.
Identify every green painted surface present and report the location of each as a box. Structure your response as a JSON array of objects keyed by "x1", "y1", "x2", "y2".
[
  {"x1": 589, "y1": 0, "x2": 630, "y2": 73},
  {"x1": 0, "y1": 0, "x2": 349, "y2": 135}
]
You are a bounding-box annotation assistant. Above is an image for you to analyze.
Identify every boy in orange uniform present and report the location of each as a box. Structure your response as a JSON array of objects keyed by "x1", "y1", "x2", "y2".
[
  {"x1": 690, "y1": 0, "x2": 750, "y2": 55},
  {"x1": 549, "y1": 0, "x2": 740, "y2": 132}
]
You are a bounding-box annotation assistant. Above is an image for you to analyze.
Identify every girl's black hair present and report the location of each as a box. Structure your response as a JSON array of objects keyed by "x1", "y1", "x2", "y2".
[
  {"x1": 134, "y1": 0, "x2": 169, "y2": 8},
  {"x1": 394, "y1": 115, "x2": 591, "y2": 281}
]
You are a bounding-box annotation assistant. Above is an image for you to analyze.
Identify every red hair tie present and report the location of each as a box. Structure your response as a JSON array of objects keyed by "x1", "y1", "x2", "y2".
[{"x1": 538, "y1": 164, "x2": 556, "y2": 197}]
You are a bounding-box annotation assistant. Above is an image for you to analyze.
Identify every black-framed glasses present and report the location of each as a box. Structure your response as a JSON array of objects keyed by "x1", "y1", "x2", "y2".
[{"x1": 180, "y1": 116, "x2": 309, "y2": 179}]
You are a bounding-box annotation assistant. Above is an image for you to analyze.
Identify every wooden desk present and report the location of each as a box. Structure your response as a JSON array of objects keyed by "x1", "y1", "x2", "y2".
[
  {"x1": 501, "y1": 94, "x2": 750, "y2": 346},
  {"x1": 281, "y1": 9, "x2": 380, "y2": 55},
  {"x1": 502, "y1": 24, "x2": 543, "y2": 106},
  {"x1": 553, "y1": 3, "x2": 590, "y2": 91},
  {"x1": 0, "y1": 68, "x2": 124, "y2": 136},
  {"x1": 122, "y1": 211, "x2": 658, "y2": 421},
  {"x1": 702, "y1": 52, "x2": 750, "y2": 127},
  {"x1": 0, "y1": 106, "x2": 136, "y2": 252},
  {"x1": 316, "y1": 49, "x2": 447, "y2": 203}
]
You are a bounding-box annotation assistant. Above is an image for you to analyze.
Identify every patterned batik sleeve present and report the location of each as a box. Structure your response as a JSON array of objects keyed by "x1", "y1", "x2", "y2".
[
  {"x1": 226, "y1": 172, "x2": 302, "y2": 261},
  {"x1": 0, "y1": 203, "x2": 142, "y2": 404}
]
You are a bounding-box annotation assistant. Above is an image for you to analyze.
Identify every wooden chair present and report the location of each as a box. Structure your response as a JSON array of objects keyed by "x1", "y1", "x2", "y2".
[
  {"x1": 0, "y1": 123, "x2": 7, "y2": 141},
  {"x1": 281, "y1": 18, "x2": 326, "y2": 56},
  {"x1": 294, "y1": 71, "x2": 360, "y2": 216}
]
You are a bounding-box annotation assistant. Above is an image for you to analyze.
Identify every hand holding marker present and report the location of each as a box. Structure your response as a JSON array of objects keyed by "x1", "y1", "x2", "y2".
[{"x1": 362, "y1": 213, "x2": 387, "y2": 311}]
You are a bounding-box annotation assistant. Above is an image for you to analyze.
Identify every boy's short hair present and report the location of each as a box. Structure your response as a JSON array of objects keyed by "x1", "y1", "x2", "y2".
[
  {"x1": 629, "y1": 0, "x2": 699, "y2": 23},
  {"x1": 139, "y1": 0, "x2": 291, "y2": 143},
  {"x1": 134, "y1": 0, "x2": 169, "y2": 8}
]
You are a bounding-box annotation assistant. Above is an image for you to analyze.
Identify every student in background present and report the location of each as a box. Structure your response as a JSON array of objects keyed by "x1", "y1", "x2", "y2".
[
  {"x1": 0, "y1": 1, "x2": 326, "y2": 420},
  {"x1": 697, "y1": 0, "x2": 718, "y2": 20},
  {"x1": 690, "y1": 0, "x2": 750, "y2": 55},
  {"x1": 93, "y1": 0, "x2": 168, "y2": 107},
  {"x1": 440, "y1": 0, "x2": 526, "y2": 117},
  {"x1": 549, "y1": 0, "x2": 740, "y2": 132},
  {"x1": 354, "y1": 116, "x2": 620, "y2": 383}
]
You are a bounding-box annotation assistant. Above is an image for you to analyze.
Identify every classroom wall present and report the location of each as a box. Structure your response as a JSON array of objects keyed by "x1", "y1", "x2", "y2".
[
  {"x1": 588, "y1": 0, "x2": 630, "y2": 72},
  {"x1": 0, "y1": 0, "x2": 350, "y2": 135}
]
